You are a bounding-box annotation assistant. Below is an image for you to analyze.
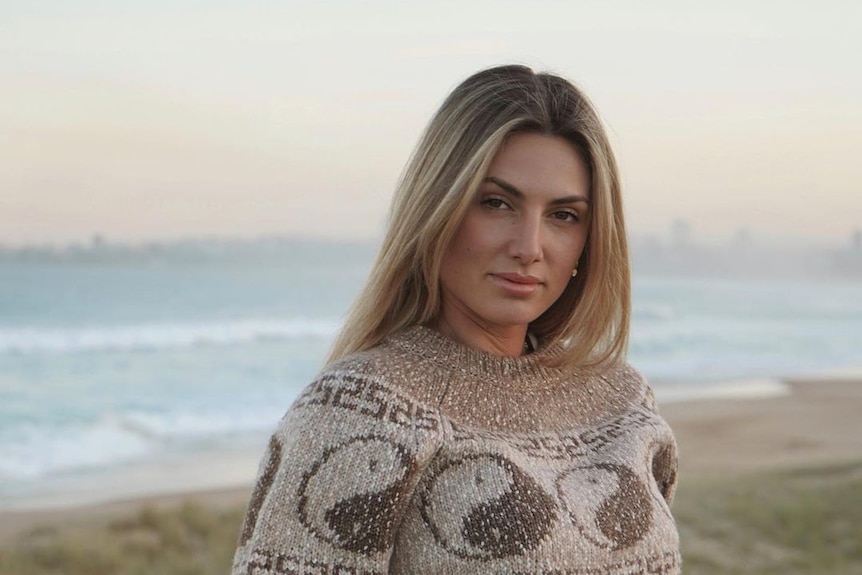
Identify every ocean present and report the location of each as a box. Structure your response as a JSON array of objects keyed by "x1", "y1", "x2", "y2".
[{"x1": 1, "y1": 243, "x2": 860, "y2": 505}]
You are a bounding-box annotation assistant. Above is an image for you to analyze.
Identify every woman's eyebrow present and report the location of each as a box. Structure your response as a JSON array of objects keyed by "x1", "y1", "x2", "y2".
[{"x1": 484, "y1": 176, "x2": 590, "y2": 205}]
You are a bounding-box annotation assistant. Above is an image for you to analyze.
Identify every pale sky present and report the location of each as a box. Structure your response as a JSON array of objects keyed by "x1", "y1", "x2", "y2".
[{"x1": 2, "y1": 0, "x2": 860, "y2": 247}]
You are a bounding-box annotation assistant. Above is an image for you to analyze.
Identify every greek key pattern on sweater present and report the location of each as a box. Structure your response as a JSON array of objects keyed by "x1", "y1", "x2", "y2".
[
  {"x1": 512, "y1": 550, "x2": 681, "y2": 575},
  {"x1": 449, "y1": 408, "x2": 656, "y2": 459},
  {"x1": 294, "y1": 372, "x2": 440, "y2": 431},
  {"x1": 246, "y1": 548, "x2": 382, "y2": 575}
]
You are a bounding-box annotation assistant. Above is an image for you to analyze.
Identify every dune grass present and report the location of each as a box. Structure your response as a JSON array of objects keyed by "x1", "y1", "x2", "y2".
[
  {"x1": 1, "y1": 461, "x2": 860, "y2": 575},
  {"x1": 674, "y1": 460, "x2": 862, "y2": 574},
  {"x1": 0, "y1": 502, "x2": 245, "y2": 575}
]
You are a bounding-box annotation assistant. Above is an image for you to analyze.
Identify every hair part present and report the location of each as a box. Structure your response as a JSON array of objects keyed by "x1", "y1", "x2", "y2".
[{"x1": 327, "y1": 65, "x2": 631, "y2": 370}]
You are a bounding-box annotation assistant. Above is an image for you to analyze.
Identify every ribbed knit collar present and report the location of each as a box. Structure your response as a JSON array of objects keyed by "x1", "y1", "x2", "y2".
[
  {"x1": 386, "y1": 324, "x2": 576, "y2": 390},
  {"x1": 377, "y1": 324, "x2": 641, "y2": 431}
]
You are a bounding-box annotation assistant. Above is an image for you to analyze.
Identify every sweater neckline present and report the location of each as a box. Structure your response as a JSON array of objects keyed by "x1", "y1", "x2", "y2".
[{"x1": 387, "y1": 324, "x2": 572, "y2": 389}]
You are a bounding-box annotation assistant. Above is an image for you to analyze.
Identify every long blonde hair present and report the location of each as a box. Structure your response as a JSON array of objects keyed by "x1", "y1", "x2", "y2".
[{"x1": 328, "y1": 65, "x2": 630, "y2": 369}]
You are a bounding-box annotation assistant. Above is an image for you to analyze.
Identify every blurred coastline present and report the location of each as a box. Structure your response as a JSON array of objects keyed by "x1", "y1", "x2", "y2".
[{"x1": 2, "y1": 227, "x2": 862, "y2": 278}]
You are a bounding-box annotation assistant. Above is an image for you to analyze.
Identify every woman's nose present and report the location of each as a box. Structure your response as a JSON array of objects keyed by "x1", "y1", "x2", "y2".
[{"x1": 509, "y1": 216, "x2": 543, "y2": 263}]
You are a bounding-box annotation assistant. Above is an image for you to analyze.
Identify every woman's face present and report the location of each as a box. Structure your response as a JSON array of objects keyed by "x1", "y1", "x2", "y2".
[{"x1": 438, "y1": 132, "x2": 591, "y2": 338}]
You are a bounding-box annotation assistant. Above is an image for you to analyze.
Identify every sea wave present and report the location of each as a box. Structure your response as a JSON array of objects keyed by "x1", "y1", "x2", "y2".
[
  {"x1": 631, "y1": 304, "x2": 676, "y2": 321},
  {"x1": 0, "y1": 318, "x2": 341, "y2": 355},
  {"x1": 0, "y1": 402, "x2": 289, "y2": 480},
  {"x1": 0, "y1": 414, "x2": 156, "y2": 480},
  {"x1": 655, "y1": 378, "x2": 790, "y2": 403}
]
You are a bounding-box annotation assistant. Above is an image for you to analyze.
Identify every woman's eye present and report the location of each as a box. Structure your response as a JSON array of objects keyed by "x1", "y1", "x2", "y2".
[
  {"x1": 552, "y1": 210, "x2": 579, "y2": 222},
  {"x1": 481, "y1": 197, "x2": 509, "y2": 210}
]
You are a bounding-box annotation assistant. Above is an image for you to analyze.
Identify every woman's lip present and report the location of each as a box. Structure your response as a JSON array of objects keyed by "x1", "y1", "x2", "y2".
[
  {"x1": 491, "y1": 273, "x2": 542, "y2": 296},
  {"x1": 493, "y1": 273, "x2": 542, "y2": 284}
]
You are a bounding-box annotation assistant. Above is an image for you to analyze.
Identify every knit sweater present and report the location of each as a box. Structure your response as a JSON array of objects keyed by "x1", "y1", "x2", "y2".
[{"x1": 232, "y1": 326, "x2": 681, "y2": 575}]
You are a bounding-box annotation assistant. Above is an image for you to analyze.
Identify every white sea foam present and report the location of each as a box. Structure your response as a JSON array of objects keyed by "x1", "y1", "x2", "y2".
[
  {"x1": 794, "y1": 366, "x2": 862, "y2": 381},
  {"x1": 632, "y1": 304, "x2": 676, "y2": 321},
  {"x1": 0, "y1": 318, "x2": 341, "y2": 355},
  {"x1": 0, "y1": 403, "x2": 291, "y2": 481},
  {"x1": 0, "y1": 414, "x2": 156, "y2": 480},
  {"x1": 655, "y1": 378, "x2": 790, "y2": 403},
  {"x1": 122, "y1": 404, "x2": 288, "y2": 441}
]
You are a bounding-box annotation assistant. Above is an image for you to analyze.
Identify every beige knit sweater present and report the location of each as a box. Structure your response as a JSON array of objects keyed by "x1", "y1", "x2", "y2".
[{"x1": 232, "y1": 326, "x2": 681, "y2": 575}]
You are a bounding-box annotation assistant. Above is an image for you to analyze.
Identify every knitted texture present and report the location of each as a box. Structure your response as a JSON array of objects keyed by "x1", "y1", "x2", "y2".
[{"x1": 232, "y1": 326, "x2": 681, "y2": 574}]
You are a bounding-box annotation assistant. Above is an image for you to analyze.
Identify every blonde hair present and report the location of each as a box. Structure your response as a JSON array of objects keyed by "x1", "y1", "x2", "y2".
[{"x1": 328, "y1": 65, "x2": 630, "y2": 369}]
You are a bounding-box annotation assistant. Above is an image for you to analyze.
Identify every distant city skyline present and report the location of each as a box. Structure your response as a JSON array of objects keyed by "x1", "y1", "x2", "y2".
[
  {"x1": 2, "y1": 1, "x2": 861, "y2": 246},
  {"x1": 4, "y1": 217, "x2": 861, "y2": 252},
  {"x1": 3, "y1": 230, "x2": 860, "y2": 281}
]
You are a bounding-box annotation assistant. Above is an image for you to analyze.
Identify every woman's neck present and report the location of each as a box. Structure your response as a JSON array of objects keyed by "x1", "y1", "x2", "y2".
[{"x1": 434, "y1": 314, "x2": 528, "y2": 357}]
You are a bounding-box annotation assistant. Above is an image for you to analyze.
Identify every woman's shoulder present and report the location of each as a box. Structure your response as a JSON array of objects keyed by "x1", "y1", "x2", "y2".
[
  {"x1": 234, "y1": 343, "x2": 447, "y2": 574},
  {"x1": 313, "y1": 331, "x2": 452, "y2": 407},
  {"x1": 614, "y1": 362, "x2": 662, "y2": 411},
  {"x1": 573, "y1": 360, "x2": 662, "y2": 416}
]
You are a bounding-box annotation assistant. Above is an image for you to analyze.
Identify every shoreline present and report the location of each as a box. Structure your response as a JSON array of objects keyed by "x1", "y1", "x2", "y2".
[
  {"x1": 2, "y1": 373, "x2": 860, "y2": 542},
  {"x1": 3, "y1": 367, "x2": 858, "y2": 513},
  {"x1": 662, "y1": 374, "x2": 862, "y2": 477},
  {"x1": 0, "y1": 445, "x2": 263, "y2": 512}
]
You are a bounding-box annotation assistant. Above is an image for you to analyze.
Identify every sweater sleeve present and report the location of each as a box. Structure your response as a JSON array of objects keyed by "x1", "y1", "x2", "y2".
[
  {"x1": 231, "y1": 364, "x2": 444, "y2": 575},
  {"x1": 637, "y1": 371, "x2": 680, "y2": 506}
]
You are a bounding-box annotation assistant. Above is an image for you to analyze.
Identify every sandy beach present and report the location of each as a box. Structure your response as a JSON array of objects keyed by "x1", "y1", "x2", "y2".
[
  {"x1": 1, "y1": 374, "x2": 860, "y2": 573},
  {"x1": 663, "y1": 374, "x2": 862, "y2": 477}
]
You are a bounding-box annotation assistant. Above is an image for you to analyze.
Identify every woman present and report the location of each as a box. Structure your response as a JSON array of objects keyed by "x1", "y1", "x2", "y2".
[{"x1": 232, "y1": 65, "x2": 680, "y2": 575}]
